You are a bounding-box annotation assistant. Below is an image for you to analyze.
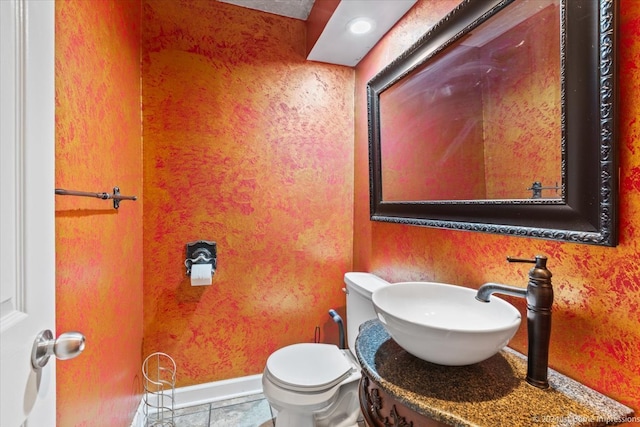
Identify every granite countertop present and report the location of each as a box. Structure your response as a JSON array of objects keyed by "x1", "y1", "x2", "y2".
[{"x1": 355, "y1": 320, "x2": 635, "y2": 427}]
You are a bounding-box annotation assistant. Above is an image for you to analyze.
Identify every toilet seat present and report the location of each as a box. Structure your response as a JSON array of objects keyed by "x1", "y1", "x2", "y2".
[{"x1": 265, "y1": 343, "x2": 355, "y2": 393}]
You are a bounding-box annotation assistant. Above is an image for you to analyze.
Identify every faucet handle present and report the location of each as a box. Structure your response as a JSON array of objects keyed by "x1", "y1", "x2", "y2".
[{"x1": 507, "y1": 255, "x2": 547, "y2": 268}]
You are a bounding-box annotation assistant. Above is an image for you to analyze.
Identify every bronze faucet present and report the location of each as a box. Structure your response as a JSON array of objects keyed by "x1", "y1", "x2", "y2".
[{"x1": 475, "y1": 255, "x2": 553, "y2": 389}]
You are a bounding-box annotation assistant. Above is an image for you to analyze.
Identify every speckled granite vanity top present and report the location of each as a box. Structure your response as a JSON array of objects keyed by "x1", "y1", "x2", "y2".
[{"x1": 356, "y1": 320, "x2": 635, "y2": 427}]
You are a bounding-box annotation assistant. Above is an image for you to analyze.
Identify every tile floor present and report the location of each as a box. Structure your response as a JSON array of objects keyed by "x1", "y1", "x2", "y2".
[
  {"x1": 152, "y1": 393, "x2": 367, "y2": 427},
  {"x1": 153, "y1": 393, "x2": 276, "y2": 427}
]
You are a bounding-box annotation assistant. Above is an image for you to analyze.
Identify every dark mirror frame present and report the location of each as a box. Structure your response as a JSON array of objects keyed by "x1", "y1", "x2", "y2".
[{"x1": 368, "y1": 0, "x2": 618, "y2": 246}]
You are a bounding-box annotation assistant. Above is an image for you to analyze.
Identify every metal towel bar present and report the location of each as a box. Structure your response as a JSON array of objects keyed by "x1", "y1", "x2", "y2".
[{"x1": 55, "y1": 186, "x2": 137, "y2": 209}]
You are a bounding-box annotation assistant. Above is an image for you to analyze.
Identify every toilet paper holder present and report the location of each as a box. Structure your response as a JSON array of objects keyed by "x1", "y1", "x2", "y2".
[{"x1": 185, "y1": 240, "x2": 217, "y2": 277}]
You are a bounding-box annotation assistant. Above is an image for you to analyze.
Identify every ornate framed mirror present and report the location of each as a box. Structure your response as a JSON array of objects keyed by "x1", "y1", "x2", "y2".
[{"x1": 368, "y1": 0, "x2": 618, "y2": 246}]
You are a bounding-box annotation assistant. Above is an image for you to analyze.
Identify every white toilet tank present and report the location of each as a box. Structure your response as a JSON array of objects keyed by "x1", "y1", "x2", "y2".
[{"x1": 344, "y1": 272, "x2": 389, "y2": 356}]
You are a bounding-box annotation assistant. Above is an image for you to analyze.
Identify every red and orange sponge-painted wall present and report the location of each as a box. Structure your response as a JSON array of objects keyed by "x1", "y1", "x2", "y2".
[
  {"x1": 54, "y1": 0, "x2": 640, "y2": 425},
  {"x1": 355, "y1": 0, "x2": 640, "y2": 417},
  {"x1": 55, "y1": 0, "x2": 143, "y2": 425},
  {"x1": 141, "y1": 0, "x2": 354, "y2": 386}
]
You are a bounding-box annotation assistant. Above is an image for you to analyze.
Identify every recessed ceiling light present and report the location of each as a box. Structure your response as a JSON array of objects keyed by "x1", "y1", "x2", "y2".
[{"x1": 348, "y1": 18, "x2": 374, "y2": 35}]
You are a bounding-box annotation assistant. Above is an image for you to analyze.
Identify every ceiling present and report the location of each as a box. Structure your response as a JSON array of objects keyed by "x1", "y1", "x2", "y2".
[
  {"x1": 218, "y1": 0, "x2": 316, "y2": 20},
  {"x1": 217, "y1": 0, "x2": 418, "y2": 66}
]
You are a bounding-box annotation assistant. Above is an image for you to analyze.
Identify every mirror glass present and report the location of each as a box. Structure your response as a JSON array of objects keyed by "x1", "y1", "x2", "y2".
[
  {"x1": 380, "y1": 0, "x2": 561, "y2": 201},
  {"x1": 368, "y1": 0, "x2": 618, "y2": 246}
]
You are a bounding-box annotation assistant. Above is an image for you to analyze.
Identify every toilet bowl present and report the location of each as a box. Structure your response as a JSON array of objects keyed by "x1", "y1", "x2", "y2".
[
  {"x1": 262, "y1": 273, "x2": 389, "y2": 427},
  {"x1": 262, "y1": 343, "x2": 361, "y2": 427}
]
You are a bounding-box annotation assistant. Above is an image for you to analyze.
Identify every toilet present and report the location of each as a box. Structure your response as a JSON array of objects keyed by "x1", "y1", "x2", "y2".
[{"x1": 262, "y1": 272, "x2": 389, "y2": 427}]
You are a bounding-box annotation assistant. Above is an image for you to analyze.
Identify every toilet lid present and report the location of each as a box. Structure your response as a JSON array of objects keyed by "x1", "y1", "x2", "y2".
[{"x1": 266, "y1": 343, "x2": 354, "y2": 392}]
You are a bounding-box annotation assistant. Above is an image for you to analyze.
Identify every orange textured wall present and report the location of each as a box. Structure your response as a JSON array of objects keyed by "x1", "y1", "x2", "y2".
[
  {"x1": 142, "y1": 0, "x2": 354, "y2": 386},
  {"x1": 355, "y1": 0, "x2": 640, "y2": 417},
  {"x1": 55, "y1": 0, "x2": 143, "y2": 426}
]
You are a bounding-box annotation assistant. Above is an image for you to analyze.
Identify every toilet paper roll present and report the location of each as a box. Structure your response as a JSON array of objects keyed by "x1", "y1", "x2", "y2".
[{"x1": 191, "y1": 263, "x2": 212, "y2": 286}]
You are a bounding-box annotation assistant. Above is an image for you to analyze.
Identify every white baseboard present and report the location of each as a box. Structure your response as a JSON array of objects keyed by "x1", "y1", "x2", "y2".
[
  {"x1": 173, "y1": 373, "x2": 263, "y2": 409},
  {"x1": 131, "y1": 374, "x2": 263, "y2": 427},
  {"x1": 131, "y1": 399, "x2": 145, "y2": 427}
]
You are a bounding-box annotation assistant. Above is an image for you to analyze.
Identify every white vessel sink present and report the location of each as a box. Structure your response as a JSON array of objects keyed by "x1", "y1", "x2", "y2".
[{"x1": 372, "y1": 281, "x2": 522, "y2": 366}]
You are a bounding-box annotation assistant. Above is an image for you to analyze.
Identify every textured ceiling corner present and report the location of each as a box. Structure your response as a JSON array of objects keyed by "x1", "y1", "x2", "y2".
[{"x1": 218, "y1": 0, "x2": 316, "y2": 20}]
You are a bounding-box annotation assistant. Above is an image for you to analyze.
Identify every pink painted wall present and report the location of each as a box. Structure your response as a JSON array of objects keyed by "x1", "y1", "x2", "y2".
[
  {"x1": 141, "y1": 0, "x2": 355, "y2": 387},
  {"x1": 55, "y1": 0, "x2": 143, "y2": 426},
  {"x1": 354, "y1": 0, "x2": 640, "y2": 417}
]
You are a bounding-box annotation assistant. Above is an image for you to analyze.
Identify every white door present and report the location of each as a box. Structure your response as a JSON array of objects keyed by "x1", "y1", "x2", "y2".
[{"x1": 0, "y1": 1, "x2": 57, "y2": 426}]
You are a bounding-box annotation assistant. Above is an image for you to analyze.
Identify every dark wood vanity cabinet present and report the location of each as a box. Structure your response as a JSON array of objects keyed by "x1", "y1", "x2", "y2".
[
  {"x1": 359, "y1": 374, "x2": 449, "y2": 427},
  {"x1": 356, "y1": 321, "x2": 634, "y2": 427}
]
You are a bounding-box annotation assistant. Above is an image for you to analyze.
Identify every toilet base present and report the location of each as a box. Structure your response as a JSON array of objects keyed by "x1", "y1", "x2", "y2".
[
  {"x1": 313, "y1": 383, "x2": 361, "y2": 427},
  {"x1": 268, "y1": 378, "x2": 361, "y2": 427},
  {"x1": 273, "y1": 407, "x2": 361, "y2": 427},
  {"x1": 273, "y1": 410, "x2": 316, "y2": 427}
]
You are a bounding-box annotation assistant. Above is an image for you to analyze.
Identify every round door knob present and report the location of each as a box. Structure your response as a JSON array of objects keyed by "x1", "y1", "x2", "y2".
[{"x1": 31, "y1": 329, "x2": 86, "y2": 369}]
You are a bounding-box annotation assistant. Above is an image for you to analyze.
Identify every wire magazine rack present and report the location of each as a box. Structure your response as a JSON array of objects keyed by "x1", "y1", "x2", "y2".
[{"x1": 142, "y1": 352, "x2": 176, "y2": 426}]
